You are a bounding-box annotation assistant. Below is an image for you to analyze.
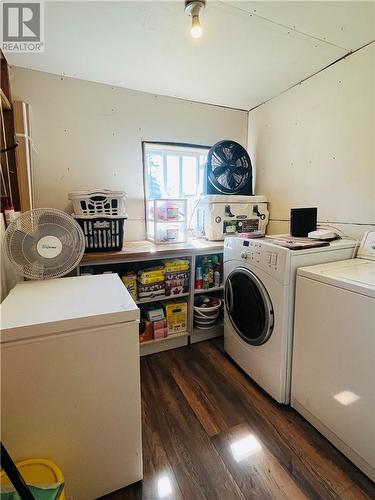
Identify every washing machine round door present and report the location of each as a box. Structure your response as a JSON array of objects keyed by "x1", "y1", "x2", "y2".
[{"x1": 225, "y1": 267, "x2": 274, "y2": 346}]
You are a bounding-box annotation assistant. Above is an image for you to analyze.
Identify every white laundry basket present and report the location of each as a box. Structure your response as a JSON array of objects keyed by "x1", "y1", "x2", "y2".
[{"x1": 69, "y1": 190, "x2": 127, "y2": 216}]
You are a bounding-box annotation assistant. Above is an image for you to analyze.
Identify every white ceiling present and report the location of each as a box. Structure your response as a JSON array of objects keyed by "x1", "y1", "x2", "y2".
[{"x1": 6, "y1": 1, "x2": 375, "y2": 110}]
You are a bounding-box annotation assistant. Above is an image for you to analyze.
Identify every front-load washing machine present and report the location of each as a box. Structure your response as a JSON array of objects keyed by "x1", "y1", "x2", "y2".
[{"x1": 223, "y1": 236, "x2": 356, "y2": 403}]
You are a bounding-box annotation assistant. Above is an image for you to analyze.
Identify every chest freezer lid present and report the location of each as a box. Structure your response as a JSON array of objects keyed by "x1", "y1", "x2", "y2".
[{"x1": 0, "y1": 274, "x2": 139, "y2": 343}]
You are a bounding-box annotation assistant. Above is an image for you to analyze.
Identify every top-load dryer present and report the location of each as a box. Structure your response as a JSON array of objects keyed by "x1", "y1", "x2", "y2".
[{"x1": 292, "y1": 231, "x2": 375, "y2": 480}]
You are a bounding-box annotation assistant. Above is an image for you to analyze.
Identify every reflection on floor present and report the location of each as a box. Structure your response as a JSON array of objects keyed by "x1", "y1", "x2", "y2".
[{"x1": 101, "y1": 338, "x2": 375, "y2": 499}]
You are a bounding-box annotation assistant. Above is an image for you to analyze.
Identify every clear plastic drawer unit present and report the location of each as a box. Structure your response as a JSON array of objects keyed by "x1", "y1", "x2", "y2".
[{"x1": 146, "y1": 199, "x2": 187, "y2": 244}]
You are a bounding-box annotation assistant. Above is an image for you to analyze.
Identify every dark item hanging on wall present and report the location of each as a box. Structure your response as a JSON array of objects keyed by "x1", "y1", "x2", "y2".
[
  {"x1": 204, "y1": 140, "x2": 253, "y2": 196},
  {"x1": 0, "y1": 142, "x2": 17, "y2": 154}
]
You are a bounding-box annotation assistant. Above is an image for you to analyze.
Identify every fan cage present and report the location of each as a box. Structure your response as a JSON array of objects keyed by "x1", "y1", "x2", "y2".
[
  {"x1": 3, "y1": 208, "x2": 85, "y2": 280},
  {"x1": 206, "y1": 140, "x2": 253, "y2": 196}
]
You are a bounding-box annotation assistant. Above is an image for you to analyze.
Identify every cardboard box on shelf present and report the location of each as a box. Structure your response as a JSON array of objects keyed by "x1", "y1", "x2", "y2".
[
  {"x1": 142, "y1": 303, "x2": 165, "y2": 322},
  {"x1": 165, "y1": 270, "x2": 189, "y2": 296},
  {"x1": 139, "y1": 320, "x2": 154, "y2": 343},
  {"x1": 137, "y1": 280, "x2": 165, "y2": 300},
  {"x1": 122, "y1": 272, "x2": 138, "y2": 302},
  {"x1": 164, "y1": 259, "x2": 189, "y2": 272},
  {"x1": 137, "y1": 267, "x2": 165, "y2": 284},
  {"x1": 153, "y1": 319, "x2": 168, "y2": 340},
  {"x1": 165, "y1": 300, "x2": 188, "y2": 335}
]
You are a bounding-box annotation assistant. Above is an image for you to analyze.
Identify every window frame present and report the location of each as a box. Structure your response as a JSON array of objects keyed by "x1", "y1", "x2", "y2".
[{"x1": 142, "y1": 140, "x2": 210, "y2": 200}]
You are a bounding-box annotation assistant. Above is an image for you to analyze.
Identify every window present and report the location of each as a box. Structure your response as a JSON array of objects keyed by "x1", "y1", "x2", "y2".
[{"x1": 143, "y1": 142, "x2": 209, "y2": 226}]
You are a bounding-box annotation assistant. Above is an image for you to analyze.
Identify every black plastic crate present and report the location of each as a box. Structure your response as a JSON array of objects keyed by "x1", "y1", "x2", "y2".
[{"x1": 74, "y1": 216, "x2": 126, "y2": 252}]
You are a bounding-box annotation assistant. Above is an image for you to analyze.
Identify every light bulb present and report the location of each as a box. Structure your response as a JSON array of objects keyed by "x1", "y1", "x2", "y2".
[{"x1": 191, "y1": 15, "x2": 202, "y2": 38}]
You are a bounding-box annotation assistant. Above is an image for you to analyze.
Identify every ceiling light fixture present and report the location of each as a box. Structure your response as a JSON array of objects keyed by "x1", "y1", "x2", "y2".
[{"x1": 185, "y1": 0, "x2": 205, "y2": 39}]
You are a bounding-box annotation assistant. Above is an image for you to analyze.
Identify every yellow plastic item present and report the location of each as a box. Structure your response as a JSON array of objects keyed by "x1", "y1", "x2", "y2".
[{"x1": 0, "y1": 458, "x2": 65, "y2": 499}]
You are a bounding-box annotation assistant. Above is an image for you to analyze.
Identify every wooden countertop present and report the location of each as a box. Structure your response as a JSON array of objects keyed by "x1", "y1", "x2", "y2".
[{"x1": 80, "y1": 239, "x2": 224, "y2": 265}]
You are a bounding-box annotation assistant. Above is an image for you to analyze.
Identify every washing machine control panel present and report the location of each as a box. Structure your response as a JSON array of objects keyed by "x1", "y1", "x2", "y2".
[
  {"x1": 224, "y1": 237, "x2": 289, "y2": 284},
  {"x1": 265, "y1": 250, "x2": 278, "y2": 267},
  {"x1": 241, "y1": 241, "x2": 262, "y2": 264},
  {"x1": 241, "y1": 241, "x2": 278, "y2": 269},
  {"x1": 240, "y1": 240, "x2": 286, "y2": 276}
]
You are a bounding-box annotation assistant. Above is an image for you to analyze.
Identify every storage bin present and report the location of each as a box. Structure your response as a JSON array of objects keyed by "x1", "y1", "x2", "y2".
[
  {"x1": 194, "y1": 296, "x2": 222, "y2": 329},
  {"x1": 0, "y1": 457, "x2": 66, "y2": 500},
  {"x1": 69, "y1": 190, "x2": 127, "y2": 216},
  {"x1": 73, "y1": 215, "x2": 126, "y2": 252},
  {"x1": 146, "y1": 199, "x2": 187, "y2": 244},
  {"x1": 147, "y1": 199, "x2": 187, "y2": 222},
  {"x1": 147, "y1": 220, "x2": 187, "y2": 244}
]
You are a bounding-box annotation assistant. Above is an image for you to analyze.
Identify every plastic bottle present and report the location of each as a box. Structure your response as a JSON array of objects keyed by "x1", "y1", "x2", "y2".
[
  {"x1": 211, "y1": 256, "x2": 220, "y2": 287},
  {"x1": 203, "y1": 273, "x2": 209, "y2": 289},
  {"x1": 203, "y1": 266, "x2": 209, "y2": 289},
  {"x1": 207, "y1": 257, "x2": 214, "y2": 288},
  {"x1": 195, "y1": 266, "x2": 203, "y2": 289},
  {"x1": 214, "y1": 267, "x2": 221, "y2": 288},
  {"x1": 215, "y1": 258, "x2": 223, "y2": 284}
]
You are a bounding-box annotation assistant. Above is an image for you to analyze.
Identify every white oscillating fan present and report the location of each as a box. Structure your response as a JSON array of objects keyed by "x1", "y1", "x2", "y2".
[{"x1": 3, "y1": 208, "x2": 85, "y2": 280}]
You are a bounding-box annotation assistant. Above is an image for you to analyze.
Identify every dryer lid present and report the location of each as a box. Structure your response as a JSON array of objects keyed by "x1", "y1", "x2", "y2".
[{"x1": 319, "y1": 260, "x2": 375, "y2": 287}]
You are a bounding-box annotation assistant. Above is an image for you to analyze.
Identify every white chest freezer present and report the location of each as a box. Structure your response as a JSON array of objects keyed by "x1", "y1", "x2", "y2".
[{"x1": 0, "y1": 274, "x2": 142, "y2": 499}]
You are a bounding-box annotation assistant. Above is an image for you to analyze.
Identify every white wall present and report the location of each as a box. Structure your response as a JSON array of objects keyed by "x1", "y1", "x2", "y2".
[
  {"x1": 248, "y1": 42, "x2": 375, "y2": 240},
  {"x1": 11, "y1": 67, "x2": 248, "y2": 241}
]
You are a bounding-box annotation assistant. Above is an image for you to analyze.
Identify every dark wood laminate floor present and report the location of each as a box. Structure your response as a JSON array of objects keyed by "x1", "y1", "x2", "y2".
[{"x1": 101, "y1": 339, "x2": 375, "y2": 500}]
